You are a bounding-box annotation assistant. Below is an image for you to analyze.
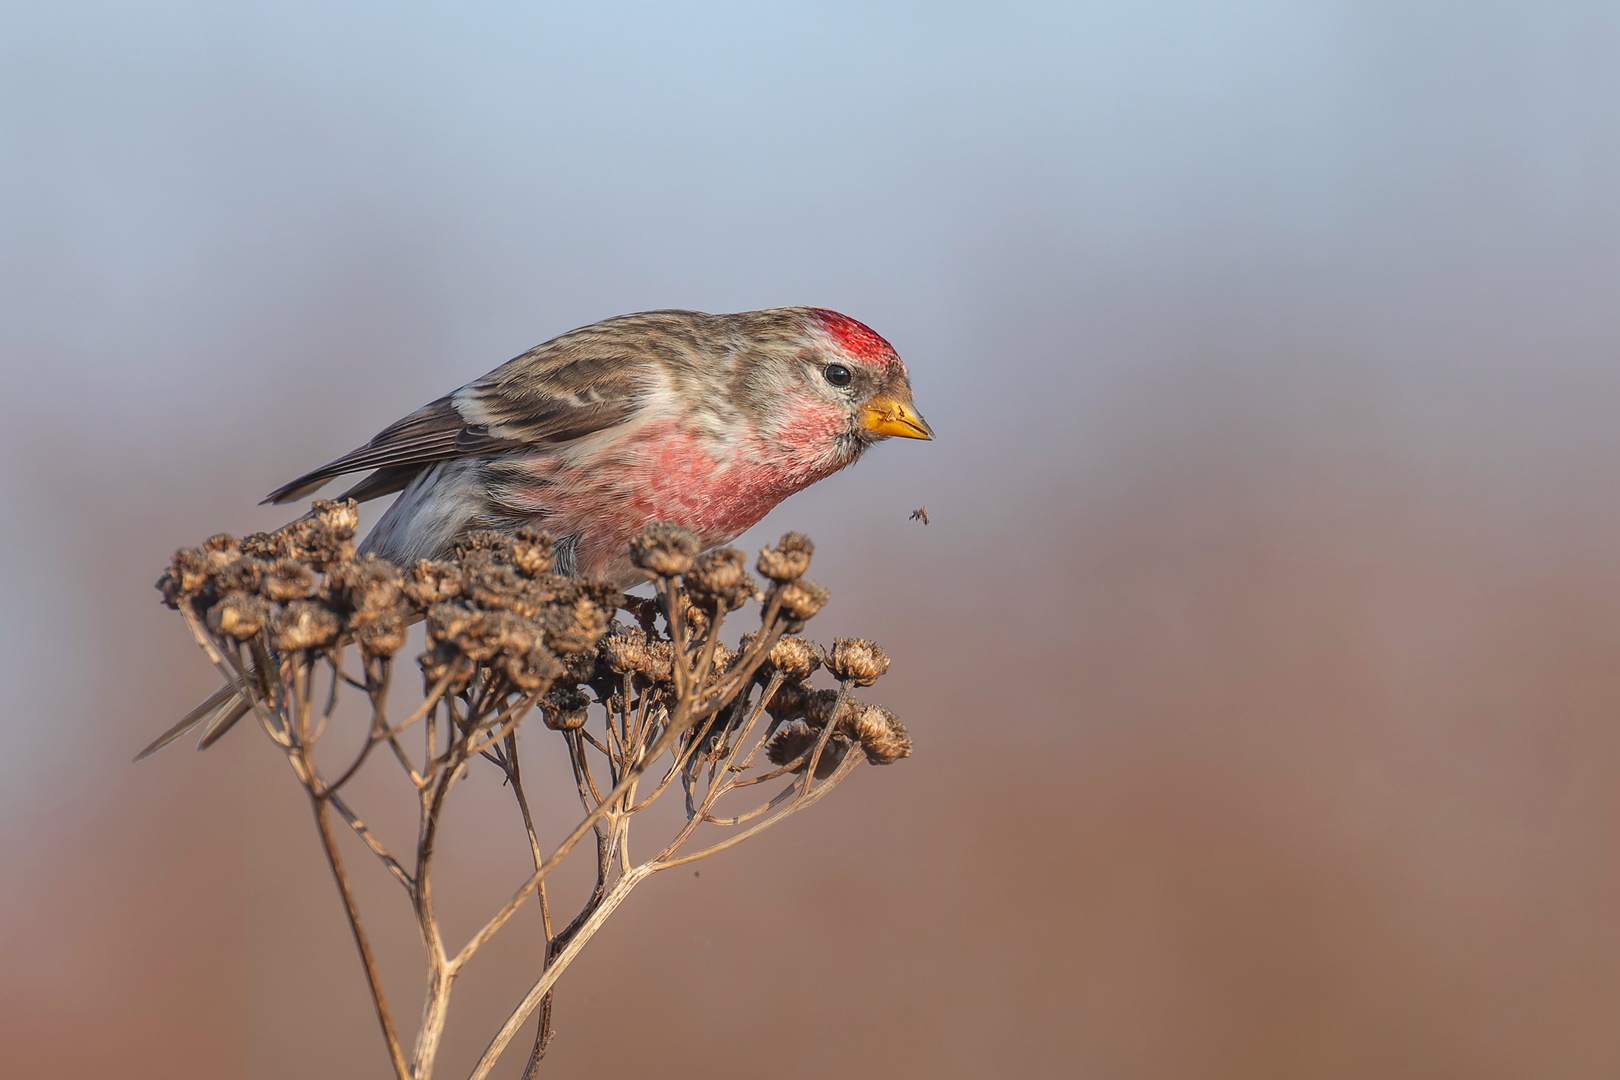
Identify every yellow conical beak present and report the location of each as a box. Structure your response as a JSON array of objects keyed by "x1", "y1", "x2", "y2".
[{"x1": 859, "y1": 395, "x2": 934, "y2": 440}]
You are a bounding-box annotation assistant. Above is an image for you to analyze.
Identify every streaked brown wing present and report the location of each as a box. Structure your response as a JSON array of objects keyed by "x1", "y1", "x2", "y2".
[
  {"x1": 262, "y1": 324, "x2": 659, "y2": 506},
  {"x1": 262, "y1": 396, "x2": 500, "y2": 504}
]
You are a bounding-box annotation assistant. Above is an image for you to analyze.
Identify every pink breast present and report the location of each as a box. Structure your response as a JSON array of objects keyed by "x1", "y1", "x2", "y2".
[
  {"x1": 625, "y1": 431, "x2": 786, "y2": 540},
  {"x1": 508, "y1": 414, "x2": 840, "y2": 583}
]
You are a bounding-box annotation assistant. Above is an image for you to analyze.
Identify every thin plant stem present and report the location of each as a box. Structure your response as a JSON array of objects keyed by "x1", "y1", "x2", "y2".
[
  {"x1": 309, "y1": 789, "x2": 411, "y2": 1080},
  {"x1": 467, "y1": 865, "x2": 653, "y2": 1080},
  {"x1": 502, "y1": 732, "x2": 561, "y2": 1076},
  {"x1": 656, "y1": 749, "x2": 864, "y2": 869}
]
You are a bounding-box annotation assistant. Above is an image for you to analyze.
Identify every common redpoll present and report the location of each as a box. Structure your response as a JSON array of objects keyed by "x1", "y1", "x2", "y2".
[{"x1": 266, "y1": 307, "x2": 931, "y2": 587}]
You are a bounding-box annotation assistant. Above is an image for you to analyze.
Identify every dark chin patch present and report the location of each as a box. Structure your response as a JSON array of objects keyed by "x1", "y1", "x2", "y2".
[{"x1": 840, "y1": 428, "x2": 873, "y2": 459}]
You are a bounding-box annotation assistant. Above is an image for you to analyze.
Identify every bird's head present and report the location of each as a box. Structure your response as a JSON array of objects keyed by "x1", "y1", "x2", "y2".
[
  {"x1": 731, "y1": 307, "x2": 932, "y2": 475},
  {"x1": 806, "y1": 307, "x2": 933, "y2": 444}
]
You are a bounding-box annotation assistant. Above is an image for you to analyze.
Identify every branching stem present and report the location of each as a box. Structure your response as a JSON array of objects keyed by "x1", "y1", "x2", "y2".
[{"x1": 157, "y1": 523, "x2": 905, "y2": 1080}]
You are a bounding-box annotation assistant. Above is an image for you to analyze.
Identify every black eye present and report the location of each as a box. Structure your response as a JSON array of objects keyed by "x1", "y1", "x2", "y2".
[{"x1": 824, "y1": 363, "x2": 853, "y2": 388}]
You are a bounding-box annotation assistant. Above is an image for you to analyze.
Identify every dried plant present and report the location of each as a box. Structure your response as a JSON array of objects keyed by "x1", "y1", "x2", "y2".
[{"x1": 147, "y1": 500, "x2": 911, "y2": 1079}]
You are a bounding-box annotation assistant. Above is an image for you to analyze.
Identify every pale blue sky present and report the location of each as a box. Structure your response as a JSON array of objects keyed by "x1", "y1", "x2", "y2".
[{"x1": 1, "y1": 0, "x2": 1617, "y2": 794}]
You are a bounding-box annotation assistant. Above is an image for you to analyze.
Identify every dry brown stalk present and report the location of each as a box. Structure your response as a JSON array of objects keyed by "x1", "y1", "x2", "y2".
[{"x1": 148, "y1": 503, "x2": 912, "y2": 1079}]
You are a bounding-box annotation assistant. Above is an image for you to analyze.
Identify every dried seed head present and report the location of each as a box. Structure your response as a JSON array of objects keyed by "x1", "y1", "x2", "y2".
[
  {"x1": 493, "y1": 650, "x2": 543, "y2": 692},
  {"x1": 269, "y1": 600, "x2": 340, "y2": 652},
  {"x1": 801, "y1": 687, "x2": 857, "y2": 728},
  {"x1": 702, "y1": 643, "x2": 738, "y2": 686},
  {"x1": 283, "y1": 520, "x2": 355, "y2": 569},
  {"x1": 477, "y1": 611, "x2": 542, "y2": 663},
  {"x1": 201, "y1": 534, "x2": 241, "y2": 571},
  {"x1": 582, "y1": 580, "x2": 626, "y2": 610},
  {"x1": 763, "y1": 679, "x2": 810, "y2": 721},
  {"x1": 420, "y1": 642, "x2": 476, "y2": 691},
  {"x1": 261, "y1": 558, "x2": 318, "y2": 603},
  {"x1": 561, "y1": 646, "x2": 597, "y2": 684},
  {"x1": 542, "y1": 686, "x2": 591, "y2": 730},
  {"x1": 685, "y1": 547, "x2": 758, "y2": 612},
  {"x1": 756, "y1": 532, "x2": 814, "y2": 582},
  {"x1": 765, "y1": 719, "x2": 814, "y2": 765},
  {"x1": 238, "y1": 531, "x2": 286, "y2": 560},
  {"x1": 498, "y1": 643, "x2": 564, "y2": 693},
  {"x1": 846, "y1": 704, "x2": 911, "y2": 765},
  {"x1": 425, "y1": 602, "x2": 475, "y2": 645},
  {"x1": 508, "y1": 528, "x2": 554, "y2": 578},
  {"x1": 163, "y1": 518, "x2": 906, "y2": 779},
  {"x1": 310, "y1": 498, "x2": 360, "y2": 538},
  {"x1": 325, "y1": 555, "x2": 404, "y2": 613},
  {"x1": 764, "y1": 719, "x2": 849, "y2": 778},
  {"x1": 762, "y1": 635, "x2": 821, "y2": 681},
  {"x1": 353, "y1": 610, "x2": 409, "y2": 657},
  {"x1": 642, "y1": 639, "x2": 675, "y2": 684},
  {"x1": 158, "y1": 547, "x2": 214, "y2": 607},
  {"x1": 827, "y1": 638, "x2": 890, "y2": 687},
  {"x1": 522, "y1": 575, "x2": 572, "y2": 617},
  {"x1": 601, "y1": 628, "x2": 652, "y2": 675},
  {"x1": 463, "y1": 562, "x2": 528, "y2": 612},
  {"x1": 457, "y1": 529, "x2": 514, "y2": 556},
  {"x1": 207, "y1": 590, "x2": 271, "y2": 641},
  {"x1": 215, "y1": 556, "x2": 269, "y2": 594},
  {"x1": 771, "y1": 579, "x2": 830, "y2": 624},
  {"x1": 629, "y1": 523, "x2": 699, "y2": 578},
  {"x1": 678, "y1": 595, "x2": 711, "y2": 639},
  {"x1": 403, "y1": 560, "x2": 463, "y2": 607},
  {"x1": 544, "y1": 595, "x2": 608, "y2": 656}
]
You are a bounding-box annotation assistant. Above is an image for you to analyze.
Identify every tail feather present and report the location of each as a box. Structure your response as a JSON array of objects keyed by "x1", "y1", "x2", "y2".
[
  {"x1": 134, "y1": 684, "x2": 247, "y2": 762},
  {"x1": 196, "y1": 696, "x2": 254, "y2": 751}
]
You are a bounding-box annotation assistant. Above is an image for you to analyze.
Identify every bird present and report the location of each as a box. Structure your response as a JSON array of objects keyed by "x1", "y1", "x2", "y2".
[
  {"x1": 266, "y1": 306, "x2": 931, "y2": 586},
  {"x1": 139, "y1": 307, "x2": 931, "y2": 759}
]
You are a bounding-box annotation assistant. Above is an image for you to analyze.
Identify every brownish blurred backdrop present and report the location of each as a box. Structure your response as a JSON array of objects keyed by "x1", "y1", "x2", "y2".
[{"x1": 5, "y1": 2, "x2": 1620, "y2": 1077}]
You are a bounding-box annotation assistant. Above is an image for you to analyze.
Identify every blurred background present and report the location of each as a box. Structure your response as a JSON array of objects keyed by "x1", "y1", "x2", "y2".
[{"x1": 5, "y1": 1, "x2": 1620, "y2": 1076}]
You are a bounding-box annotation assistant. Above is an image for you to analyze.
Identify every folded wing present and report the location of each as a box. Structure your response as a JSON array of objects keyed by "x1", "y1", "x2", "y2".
[{"x1": 262, "y1": 336, "x2": 651, "y2": 506}]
